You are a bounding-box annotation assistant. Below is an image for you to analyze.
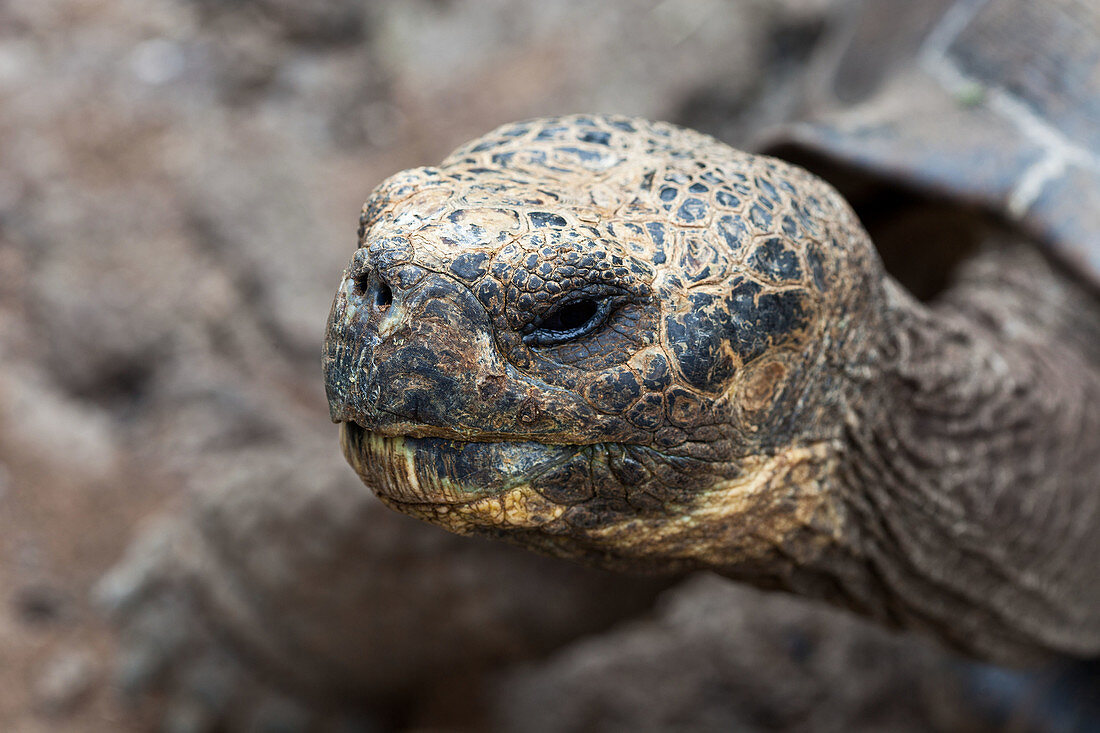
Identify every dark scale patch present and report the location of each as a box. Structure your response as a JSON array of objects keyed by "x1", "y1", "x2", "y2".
[
  {"x1": 715, "y1": 170, "x2": 750, "y2": 192},
  {"x1": 535, "y1": 125, "x2": 570, "y2": 140},
  {"x1": 749, "y1": 203, "x2": 773, "y2": 231},
  {"x1": 641, "y1": 351, "x2": 671, "y2": 391},
  {"x1": 755, "y1": 176, "x2": 780, "y2": 205},
  {"x1": 680, "y1": 237, "x2": 721, "y2": 284},
  {"x1": 369, "y1": 237, "x2": 413, "y2": 268},
  {"x1": 781, "y1": 215, "x2": 799, "y2": 238},
  {"x1": 609, "y1": 119, "x2": 636, "y2": 132},
  {"x1": 449, "y1": 252, "x2": 490, "y2": 281},
  {"x1": 475, "y1": 278, "x2": 504, "y2": 309},
  {"x1": 585, "y1": 368, "x2": 644, "y2": 414},
  {"x1": 447, "y1": 209, "x2": 481, "y2": 229},
  {"x1": 715, "y1": 215, "x2": 747, "y2": 252},
  {"x1": 556, "y1": 146, "x2": 605, "y2": 163},
  {"x1": 725, "y1": 279, "x2": 808, "y2": 362},
  {"x1": 394, "y1": 265, "x2": 427, "y2": 289},
  {"x1": 688, "y1": 182, "x2": 709, "y2": 194},
  {"x1": 715, "y1": 190, "x2": 740, "y2": 208},
  {"x1": 792, "y1": 202, "x2": 820, "y2": 237},
  {"x1": 666, "y1": 279, "x2": 810, "y2": 393},
  {"x1": 529, "y1": 211, "x2": 568, "y2": 229},
  {"x1": 502, "y1": 124, "x2": 529, "y2": 137},
  {"x1": 645, "y1": 222, "x2": 667, "y2": 247},
  {"x1": 626, "y1": 393, "x2": 665, "y2": 430},
  {"x1": 490, "y1": 259, "x2": 512, "y2": 281},
  {"x1": 470, "y1": 140, "x2": 503, "y2": 152},
  {"x1": 748, "y1": 238, "x2": 802, "y2": 282},
  {"x1": 665, "y1": 292, "x2": 737, "y2": 393},
  {"x1": 659, "y1": 186, "x2": 678, "y2": 202},
  {"x1": 521, "y1": 150, "x2": 548, "y2": 167},
  {"x1": 579, "y1": 130, "x2": 611, "y2": 145},
  {"x1": 578, "y1": 253, "x2": 599, "y2": 269},
  {"x1": 676, "y1": 198, "x2": 708, "y2": 224},
  {"x1": 492, "y1": 152, "x2": 516, "y2": 166},
  {"x1": 700, "y1": 171, "x2": 722, "y2": 185}
]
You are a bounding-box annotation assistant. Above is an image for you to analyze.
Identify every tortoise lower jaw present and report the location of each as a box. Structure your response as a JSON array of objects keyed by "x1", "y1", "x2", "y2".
[{"x1": 339, "y1": 421, "x2": 580, "y2": 510}]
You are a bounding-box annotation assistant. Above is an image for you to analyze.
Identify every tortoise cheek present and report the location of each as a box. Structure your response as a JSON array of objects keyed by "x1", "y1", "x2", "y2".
[{"x1": 738, "y1": 359, "x2": 788, "y2": 415}]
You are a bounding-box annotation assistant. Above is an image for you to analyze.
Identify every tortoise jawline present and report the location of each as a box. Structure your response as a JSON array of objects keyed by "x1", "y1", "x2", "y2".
[{"x1": 339, "y1": 422, "x2": 582, "y2": 506}]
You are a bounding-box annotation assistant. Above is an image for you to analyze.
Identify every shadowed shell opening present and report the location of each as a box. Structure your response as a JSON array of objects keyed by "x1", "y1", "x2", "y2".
[{"x1": 769, "y1": 143, "x2": 986, "y2": 301}]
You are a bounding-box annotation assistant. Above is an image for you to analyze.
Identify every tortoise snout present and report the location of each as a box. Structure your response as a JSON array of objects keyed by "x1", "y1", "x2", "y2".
[{"x1": 326, "y1": 269, "x2": 513, "y2": 432}]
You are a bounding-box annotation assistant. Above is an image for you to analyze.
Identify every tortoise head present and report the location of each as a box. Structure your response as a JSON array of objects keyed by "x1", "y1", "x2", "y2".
[{"x1": 323, "y1": 115, "x2": 883, "y2": 571}]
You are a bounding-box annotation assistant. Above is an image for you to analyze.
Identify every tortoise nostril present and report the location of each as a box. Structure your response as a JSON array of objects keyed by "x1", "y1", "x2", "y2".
[
  {"x1": 350, "y1": 271, "x2": 393, "y2": 312},
  {"x1": 374, "y1": 282, "x2": 392, "y2": 310}
]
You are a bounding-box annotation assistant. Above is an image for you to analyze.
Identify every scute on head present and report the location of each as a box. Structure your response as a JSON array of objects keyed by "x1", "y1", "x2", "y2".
[{"x1": 323, "y1": 114, "x2": 883, "y2": 569}]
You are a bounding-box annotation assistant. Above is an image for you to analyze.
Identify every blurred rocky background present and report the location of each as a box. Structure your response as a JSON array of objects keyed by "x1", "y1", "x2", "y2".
[{"x1": 0, "y1": 0, "x2": 1075, "y2": 731}]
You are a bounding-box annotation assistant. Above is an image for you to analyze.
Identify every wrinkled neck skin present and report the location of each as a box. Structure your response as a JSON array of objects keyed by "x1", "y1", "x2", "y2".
[{"x1": 816, "y1": 236, "x2": 1100, "y2": 662}]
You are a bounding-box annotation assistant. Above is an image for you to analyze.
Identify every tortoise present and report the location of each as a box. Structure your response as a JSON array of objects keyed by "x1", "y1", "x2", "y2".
[{"x1": 324, "y1": 0, "x2": 1100, "y2": 665}]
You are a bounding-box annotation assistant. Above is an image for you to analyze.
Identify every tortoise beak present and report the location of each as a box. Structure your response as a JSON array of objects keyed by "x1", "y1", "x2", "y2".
[{"x1": 339, "y1": 421, "x2": 578, "y2": 505}]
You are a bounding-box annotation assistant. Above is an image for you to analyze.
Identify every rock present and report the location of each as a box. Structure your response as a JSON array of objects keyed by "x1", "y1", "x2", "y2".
[{"x1": 491, "y1": 576, "x2": 1007, "y2": 733}]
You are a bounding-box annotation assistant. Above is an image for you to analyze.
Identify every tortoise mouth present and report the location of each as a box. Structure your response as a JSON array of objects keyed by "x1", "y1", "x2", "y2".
[{"x1": 339, "y1": 422, "x2": 581, "y2": 522}]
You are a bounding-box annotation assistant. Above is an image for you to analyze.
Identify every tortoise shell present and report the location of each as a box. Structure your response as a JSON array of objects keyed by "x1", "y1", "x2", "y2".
[{"x1": 763, "y1": 0, "x2": 1100, "y2": 288}]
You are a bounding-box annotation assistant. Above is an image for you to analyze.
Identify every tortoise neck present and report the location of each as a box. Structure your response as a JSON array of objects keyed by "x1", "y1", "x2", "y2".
[{"x1": 833, "y1": 241, "x2": 1100, "y2": 660}]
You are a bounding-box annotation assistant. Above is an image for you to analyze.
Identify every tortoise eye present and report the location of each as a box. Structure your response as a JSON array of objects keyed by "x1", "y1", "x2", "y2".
[
  {"x1": 524, "y1": 297, "x2": 612, "y2": 346},
  {"x1": 543, "y1": 299, "x2": 598, "y2": 332}
]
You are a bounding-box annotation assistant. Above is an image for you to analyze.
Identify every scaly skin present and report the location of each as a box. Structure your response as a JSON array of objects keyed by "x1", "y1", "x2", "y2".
[{"x1": 323, "y1": 115, "x2": 1100, "y2": 662}]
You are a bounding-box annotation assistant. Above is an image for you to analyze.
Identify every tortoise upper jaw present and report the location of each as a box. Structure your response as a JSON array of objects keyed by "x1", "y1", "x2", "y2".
[
  {"x1": 334, "y1": 413, "x2": 625, "y2": 446},
  {"x1": 339, "y1": 421, "x2": 583, "y2": 507}
]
